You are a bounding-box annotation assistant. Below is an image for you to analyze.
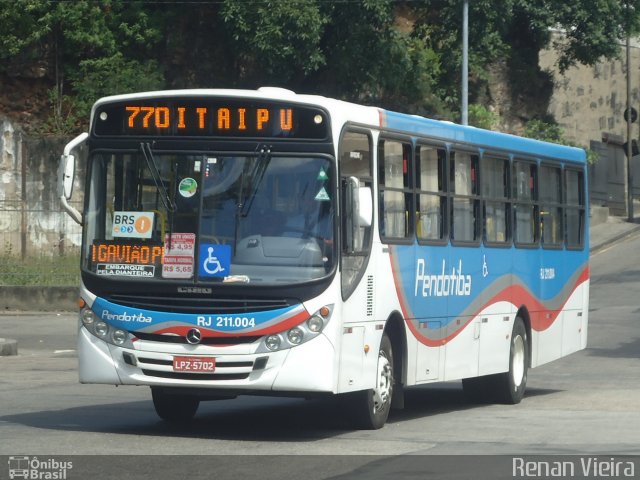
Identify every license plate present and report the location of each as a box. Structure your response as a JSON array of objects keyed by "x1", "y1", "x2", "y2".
[{"x1": 173, "y1": 356, "x2": 216, "y2": 372}]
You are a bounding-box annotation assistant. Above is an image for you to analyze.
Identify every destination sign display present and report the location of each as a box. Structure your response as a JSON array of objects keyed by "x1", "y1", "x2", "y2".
[
  {"x1": 90, "y1": 241, "x2": 164, "y2": 278},
  {"x1": 93, "y1": 98, "x2": 329, "y2": 139}
]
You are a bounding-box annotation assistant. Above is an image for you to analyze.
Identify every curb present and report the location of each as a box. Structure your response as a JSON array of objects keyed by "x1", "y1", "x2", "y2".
[{"x1": 591, "y1": 224, "x2": 640, "y2": 253}]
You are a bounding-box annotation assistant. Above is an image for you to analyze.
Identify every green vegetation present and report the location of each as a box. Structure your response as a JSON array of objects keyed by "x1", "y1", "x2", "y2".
[
  {"x1": 0, "y1": 253, "x2": 80, "y2": 286},
  {"x1": 524, "y1": 118, "x2": 598, "y2": 163},
  {"x1": 468, "y1": 104, "x2": 498, "y2": 130},
  {"x1": 2, "y1": 0, "x2": 639, "y2": 133}
]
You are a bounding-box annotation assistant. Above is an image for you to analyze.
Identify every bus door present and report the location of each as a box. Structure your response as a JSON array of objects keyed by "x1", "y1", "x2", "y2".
[{"x1": 337, "y1": 130, "x2": 374, "y2": 392}]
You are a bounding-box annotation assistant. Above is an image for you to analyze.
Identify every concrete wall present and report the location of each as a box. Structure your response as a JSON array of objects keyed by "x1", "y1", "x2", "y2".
[
  {"x1": 0, "y1": 117, "x2": 83, "y2": 258},
  {"x1": 0, "y1": 117, "x2": 22, "y2": 253},
  {"x1": 0, "y1": 286, "x2": 77, "y2": 312},
  {"x1": 540, "y1": 35, "x2": 640, "y2": 148}
]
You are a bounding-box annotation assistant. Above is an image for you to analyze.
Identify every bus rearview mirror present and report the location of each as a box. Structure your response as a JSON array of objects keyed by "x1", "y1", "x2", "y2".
[
  {"x1": 357, "y1": 186, "x2": 372, "y2": 228},
  {"x1": 59, "y1": 153, "x2": 75, "y2": 200},
  {"x1": 344, "y1": 177, "x2": 372, "y2": 253},
  {"x1": 59, "y1": 132, "x2": 88, "y2": 225}
]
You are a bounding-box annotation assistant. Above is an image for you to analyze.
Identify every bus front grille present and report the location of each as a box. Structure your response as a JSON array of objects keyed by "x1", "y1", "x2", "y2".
[{"x1": 133, "y1": 331, "x2": 261, "y2": 345}]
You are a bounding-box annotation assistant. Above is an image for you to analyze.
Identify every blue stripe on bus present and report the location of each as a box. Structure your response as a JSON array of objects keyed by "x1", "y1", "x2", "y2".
[
  {"x1": 381, "y1": 110, "x2": 586, "y2": 163},
  {"x1": 91, "y1": 296, "x2": 306, "y2": 335}
]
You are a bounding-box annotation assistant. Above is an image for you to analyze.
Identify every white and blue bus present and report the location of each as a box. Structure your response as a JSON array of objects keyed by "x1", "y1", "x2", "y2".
[{"x1": 59, "y1": 88, "x2": 589, "y2": 429}]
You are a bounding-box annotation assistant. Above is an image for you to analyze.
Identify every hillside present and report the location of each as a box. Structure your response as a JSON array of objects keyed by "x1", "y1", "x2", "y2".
[{"x1": 0, "y1": 74, "x2": 52, "y2": 133}]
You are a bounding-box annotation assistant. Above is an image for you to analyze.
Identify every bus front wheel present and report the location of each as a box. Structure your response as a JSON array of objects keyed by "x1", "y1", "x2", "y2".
[
  {"x1": 151, "y1": 387, "x2": 200, "y2": 422},
  {"x1": 347, "y1": 333, "x2": 394, "y2": 430}
]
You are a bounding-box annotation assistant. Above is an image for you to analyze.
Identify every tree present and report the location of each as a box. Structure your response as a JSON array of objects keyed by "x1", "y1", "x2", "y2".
[
  {"x1": 405, "y1": 0, "x2": 640, "y2": 121},
  {"x1": 220, "y1": 0, "x2": 327, "y2": 86},
  {"x1": 315, "y1": 0, "x2": 442, "y2": 113},
  {"x1": 546, "y1": 0, "x2": 638, "y2": 73},
  {"x1": 410, "y1": 0, "x2": 514, "y2": 115},
  {"x1": 3, "y1": 0, "x2": 640, "y2": 132},
  {"x1": 0, "y1": 1, "x2": 164, "y2": 129}
]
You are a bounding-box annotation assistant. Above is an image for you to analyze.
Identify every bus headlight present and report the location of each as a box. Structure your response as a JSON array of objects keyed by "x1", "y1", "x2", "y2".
[
  {"x1": 95, "y1": 322, "x2": 109, "y2": 337},
  {"x1": 307, "y1": 315, "x2": 324, "y2": 333},
  {"x1": 287, "y1": 327, "x2": 303, "y2": 345},
  {"x1": 111, "y1": 329, "x2": 128, "y2": 345},
  {"x1": 79, "y1": 306, "x2": 134, "y2": 349},
  {"x1": 265, "y1": 335, "x2": 282, "y2": 351},
  {"x1": 257, "y1": 304, "x2": 333, "y2": 353},
  {"x1": 81, "y1": 309, "x2": 96, "y2": 325}
]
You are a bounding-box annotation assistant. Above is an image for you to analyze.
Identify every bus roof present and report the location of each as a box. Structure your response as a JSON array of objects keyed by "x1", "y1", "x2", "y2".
[{"x1": 90, "y1": 88, "x2": 586, "y2": 164}]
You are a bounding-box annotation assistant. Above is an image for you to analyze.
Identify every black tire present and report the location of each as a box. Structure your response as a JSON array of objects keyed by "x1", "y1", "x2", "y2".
[
  {"x1": 463, "y1": 317, "x2": 529, "y2": 404},
  {"x1": 347, "y1": 333, "x2": 394, "y2": 430},
  {"x1": 151, "y1": 388, "x2": 200, "y2": 422},
  {"x1": 493, "y1": 317, "x2": 529, "y2": 404}
]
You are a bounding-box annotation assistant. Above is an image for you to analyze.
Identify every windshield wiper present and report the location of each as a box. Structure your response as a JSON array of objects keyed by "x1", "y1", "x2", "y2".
[
  {"x1": 233, "y1": 145, "x2": 271, "y2": 253},
  {"x1": 240, "y1": 145, "x2": 272, "y2": 218},
  {"x1": 140, "y1": 142, "x2": 176, "y2": 213}
]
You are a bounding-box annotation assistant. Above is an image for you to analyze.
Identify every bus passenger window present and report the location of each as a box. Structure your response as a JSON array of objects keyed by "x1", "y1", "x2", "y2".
[
  {"x1": 450, "y1": 150, "x2": 479, "y2": 243},
  {"x1": 565, "y1": 169, "x2": 585, "y2": 248},
  {"x1": 378, "y1": 139, "x2": 412, "y2": 241},
  {"x1": 540, "y1": 165, "x2": 562, "y2": 248},
  {"x1": 513, "y1": 160, "x2": 538, "y2": 245},
  {"x1": 482, "y1": 156, "x2": 510, "y2": 244},
  {"x1": 416, "y1": 146, "x2": 447, "y2": 242}
]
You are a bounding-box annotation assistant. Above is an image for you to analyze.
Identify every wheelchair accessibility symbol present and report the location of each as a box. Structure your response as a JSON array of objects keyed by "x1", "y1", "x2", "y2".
[{"x1": 199, "y1": 244, "x2": 231, "y2": 278}]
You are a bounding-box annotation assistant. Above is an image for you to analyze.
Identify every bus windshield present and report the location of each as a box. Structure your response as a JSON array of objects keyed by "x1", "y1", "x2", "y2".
[{"x1": 82, "y1": 151, "x2": 336, "y2": 285}]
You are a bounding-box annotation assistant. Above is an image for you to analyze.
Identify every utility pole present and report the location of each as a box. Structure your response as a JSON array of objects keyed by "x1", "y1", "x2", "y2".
[
  {"x1": 461, "y1": 0, "x2": 469, "y2": 125},
  {"x1": 626, "y1": 25, "x2": 634, "y2": 221}
]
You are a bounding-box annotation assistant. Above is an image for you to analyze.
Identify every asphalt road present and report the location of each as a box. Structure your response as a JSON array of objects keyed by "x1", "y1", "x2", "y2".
[{"x1": 1, "y1": 232, "x2": 639, "y2": 478}]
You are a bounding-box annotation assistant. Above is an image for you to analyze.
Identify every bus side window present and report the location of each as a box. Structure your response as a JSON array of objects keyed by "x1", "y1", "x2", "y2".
[
  {"x1": 540, "y1": 164, "x2": 563, "y2": 248},
  {"x1": 565, "y1": 169, "x2": 585, "y2": 249},
  {"x1": 378, "y1": 139, "x2": 412, "y2": 241},
  {"x1": 416, "y1": 145, "x2": 447, "y2": 242},
  {"x1": 450, "y1": 150, "x2": 480, "y2": 243},
  {"x1": 482, "y1": 155, "x2": 510, "y2": 245},
  {"x1": 513, "y1": 160, "x2": 539, "y2": 246}
]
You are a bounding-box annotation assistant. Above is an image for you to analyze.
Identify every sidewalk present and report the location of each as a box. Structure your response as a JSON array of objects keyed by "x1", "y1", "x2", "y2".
[{"x1": 590, "y1": 214, "x2": 640, "y2": 252}]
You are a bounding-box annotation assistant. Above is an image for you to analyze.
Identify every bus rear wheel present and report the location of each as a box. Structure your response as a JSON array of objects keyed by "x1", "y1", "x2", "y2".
[
  {"x1": 494, "y1": 317, "x2": 529, "y2": 404},
  {"x1": 347, "y1": 333, "x2": 394, "y2": 430},
  {"x1": 462, "y1": 317, "x2": 528, "y2": 404},
  {"x1": 151, "y1": 388, "x2": 200, "y2": 422}
]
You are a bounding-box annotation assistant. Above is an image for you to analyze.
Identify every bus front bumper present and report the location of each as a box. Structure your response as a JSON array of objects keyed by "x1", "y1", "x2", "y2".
[{"x1": 77, "y1": 325, "x2": 337, "y2": 394}]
